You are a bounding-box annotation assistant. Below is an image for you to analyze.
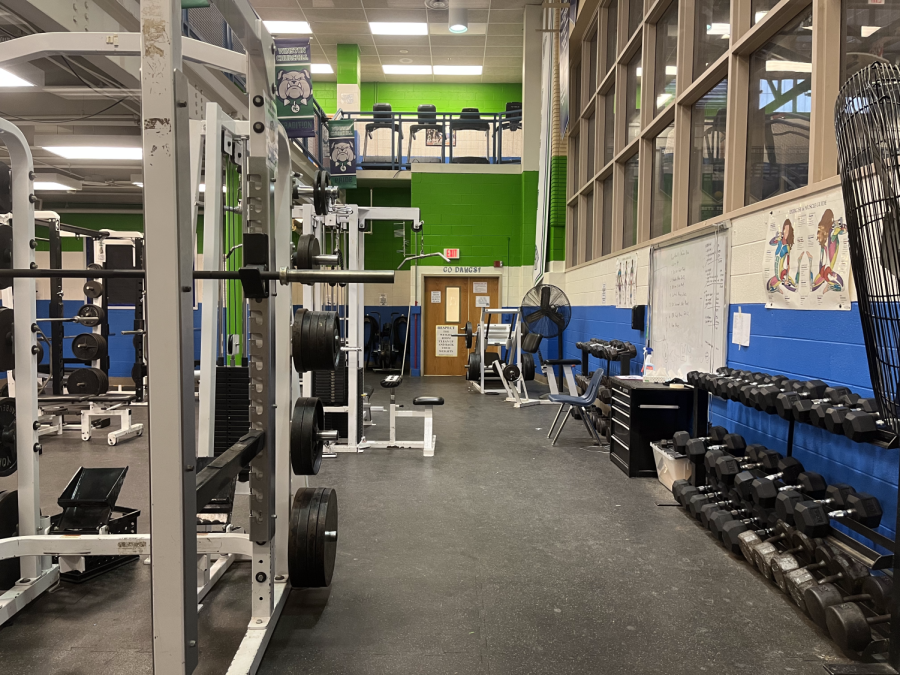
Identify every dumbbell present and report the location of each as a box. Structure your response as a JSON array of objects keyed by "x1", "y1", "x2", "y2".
[
  {"x1": 791, "y1": 553, "x2": 870, "y2": 611},
  {"x1": 672, "y1": 426, "x2": 728, "y2": 455},
  {"x1": 809, "y1": 393, "x2": 862, "y2": 430},
  {"x1": 822, "y1": 397, "x2": 880, "y2": 435},
  {"x1": 794, "y1": 492, "x2": 884, "y2": 537},
  {"x1": 756, "y1": 530, "x2": 817, "y2": 581},
  {"x1": 783, "y1": 544, "x2": 842, "y2": 607},
  {"x1": 698, "y1": 495, "x2": 755, "y2": 529},
  {"x1": 746, "y1": 376, "x2": 793, "y2": 411},
  {"x1": 713, "y1": 445, "x2": 770, "y2": 481},
  {"x1": 720, "y1": 521, "x2": 776, "y2": 556},
  {"x1": 775, "y1": 483, "x2": 856, "y2": 526},
  {"x1": 709, "y1": 505, "x2": 776, "y2": 541},
  {"x1": 771, "y1": 380, "x2": 830, "y2": 420},
  {"x1": 843, "y1": 399, "x2": 890, "y2": 443},
  {"x1": 750, "y1": 469, "x2": 825, "y2": 509},
  {"x1": 826, "y1": 601, "x2": 891, "y2": 653},
  {"x1": 770, "y1": 538, "x2": 834, "y2": 594},
  {"x1": 686, "y1": 489, "x2": 731, "y2": 519},
  {"x1": 791, "y1": 386, "x2": 852, "y2": 423},
  {"x1": 724, "y1": 519, "x2": 792, "y2": 562},
  {"x1": 747, "y1": 458, "x2": 805, "y2": 506},
  {"x1": 805, "y1": 574, "x2": 892, "y2": 633}
]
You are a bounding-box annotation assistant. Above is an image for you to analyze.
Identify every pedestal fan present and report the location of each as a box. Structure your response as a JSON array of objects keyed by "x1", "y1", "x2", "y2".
[{"x1": 519, "y1": 284, "x2": 572, "y2": 391}]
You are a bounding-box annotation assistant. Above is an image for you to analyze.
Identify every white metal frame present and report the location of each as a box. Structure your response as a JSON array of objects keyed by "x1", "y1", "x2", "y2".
[
  {"x1": 361, "y1": 378, "x2": 437, "y2": 457},
  {"x1": 470, "y1": 307, "x2": 524, "y2": 396}
]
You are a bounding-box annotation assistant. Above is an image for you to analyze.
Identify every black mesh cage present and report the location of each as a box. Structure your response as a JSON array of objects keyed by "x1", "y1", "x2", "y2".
[{"x1": 834, "y1": 62, "x2": 900, "y2": 438}]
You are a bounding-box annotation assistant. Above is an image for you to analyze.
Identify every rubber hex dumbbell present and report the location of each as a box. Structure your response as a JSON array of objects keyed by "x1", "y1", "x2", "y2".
[
  {"x1": 687, "y1": 489, "x2": 730, "y2": 519},
  {"x1": 698, "y1": 495, "x2": 756, "y2": 529},
  {"x1": 722, "y1": 372, "x2": 765, "y2": 400},
  {"x1": 805, "y1": 575, "x2": 892, "y2": 633},
  {"x1": 791, "y1": 386, "x2": 852, "y2": 423},
  {"x1": 773, "y1": 380, "x2": 829, "y2": 420},
  {"x1": 758, "y1": 530, "x2": 817, "y2": 582},
  {"x1": 748, "y1": 458, "x2": 805, "y2": 506},
  {"x1": 809, "y1": 393, "x2": 862, "y2": 430},
  {"x1": 713, "y1": 444, "x2": 769, "y2": 483},
  {"x1": 720, "y1": 521, "x2": 775, "y2": 556},
  {"x1": 750, "y1": 470, "x2": 826, "y2": 509},
  {"x1": 824, "y1": 398, "x2": 879, "y2": 435},
  {"x1": 754, "y1": 380, "x2": 800, "y2": 414},
  {"x1": 843, "y1": 399, "x2": 890, "y2": 443},
  {"x1": 775, "y1": 483, "x2": 856, "y2": 526},
  {"x1": 826, "y1": 601, "x2": 892, "y2": 653},
  {"x1": 794, "y1": 493, "x2": 884, "y2": 537},
  {"x1": 672, "y1": 426, "x2": 728, "y2": 455},
  {"x1": 709, "y1": 506, "x2": 776, "y2": 541}
]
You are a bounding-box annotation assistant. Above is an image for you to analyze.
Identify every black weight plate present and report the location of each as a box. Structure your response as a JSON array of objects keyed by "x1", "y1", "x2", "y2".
[
  {"x1": 522, "y1": 353, "x2": 535, "y2": 381},
  {"x1": 464, "y1": 322, "x2": 473, "y2": 350},
  {"x1": 131, "y1": 363, "x2": 147, "y2": 383},
  {"x1": 465, "y1": 352, "x2": 478, "y2": 380},
  {"x1": 314, "y1": 171, "x2": 325, "y2": 216},
  {"x1": 0, "y1": 398, "x2": 15, "y2": 477},
  {"x1": 305, "y1": 487, "x2": 324, "y2": 587},
  {"x1": 71, "y1": 333, "x2": 108, "y2": 361},
  {"x1": 0, "y1": 490, "x2": 18, "y2": 590},
  {"x1": 288, "y1": 487, "x2": 317, "y2": 588},
  {"x1": 292, "y1": 308, "x2": 308, "y2": 372},
  {"x1": 293, "y1": 233, "x2": 320, "y2": 270},
  {"x1": 0, "y1": 307, "x2": 13, "y2": 371},
  {"x1": 314, "y1": 487, "x2": 338, "y2": 587},
  {"x1": 503, "y1": 364, "x2": 520, "y2": 382},
  {"x1": 87, "y1": 263, "x2": 103, "y2": 270},
  {"x1": 83, "y1": 280, "x2": 104, "y2": 299},
  {"x1": 36, "y1": 341, "x2": 44, "y2": 364},
  {"x1": 290, "y1": 397, "x2": 325, "y2": 475},
  {"x1": 0, "y1": 224, "x2": 11, "y2": 291},
  {"x1": 76, "y1": 304, "x2": 106, "y2": 327},
  {"x1": 320, "y1": 172, "x2": 331, "y2": 214},
  {"x1": 66, "y1": 367, "x2": 109, "y2": 395}
]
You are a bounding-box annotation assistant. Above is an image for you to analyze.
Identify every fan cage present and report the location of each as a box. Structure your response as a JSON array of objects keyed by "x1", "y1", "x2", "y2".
[
  {"x1": 519, "y1": 284, "x2": 572, "y2": 339},
  {"x1": 835, "y1": 62, "x2": 900, "y2": 439}
]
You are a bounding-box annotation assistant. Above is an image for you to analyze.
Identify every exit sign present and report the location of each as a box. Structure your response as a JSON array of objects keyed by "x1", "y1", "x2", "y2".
[{"x1": 444, "y1": 248, "x2": 460, "y2": 259}]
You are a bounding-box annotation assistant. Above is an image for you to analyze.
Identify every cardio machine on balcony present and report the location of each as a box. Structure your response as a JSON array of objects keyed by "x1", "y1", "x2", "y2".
[
  {"x1": 361, "y1": 102, "x2": 403, "y2": 170},
  {"x1": 449, "y1": 108, "x2": 492, "y2": 164},
  {"x1": 406, "y1": 104, "x2": 445, "y2": 166}
]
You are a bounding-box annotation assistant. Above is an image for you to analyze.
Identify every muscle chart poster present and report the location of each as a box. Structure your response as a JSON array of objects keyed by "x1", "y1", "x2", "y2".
[
  {"x1": 615, "y1": 252, "x2": 638, "y2": 309},
  {"x1": 760, "y1": 192, "x2": 852, "y2": 310}
]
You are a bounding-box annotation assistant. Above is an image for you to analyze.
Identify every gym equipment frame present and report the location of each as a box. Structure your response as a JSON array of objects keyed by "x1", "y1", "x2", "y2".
[{"x1": 468, "y1": 308, "x2": 527, "y2": 396}]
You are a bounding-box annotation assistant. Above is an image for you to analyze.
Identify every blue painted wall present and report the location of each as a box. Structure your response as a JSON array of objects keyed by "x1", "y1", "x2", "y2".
[{"x1": 551, "y1": 305, "x2": 646, "y2": 378}]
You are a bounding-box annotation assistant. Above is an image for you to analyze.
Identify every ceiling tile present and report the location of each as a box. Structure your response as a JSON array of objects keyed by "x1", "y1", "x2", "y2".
[
  {"x1": 376, "y1": 45, "x2": 432, "y2": 55},
  {"x1": 362, "y1": 0, "x2": 427, "y2": 7},
  {"x1": 303, "y1": 7, "x2": 368, "y2": 20},
  {"x1": 484, "y1": 34, "x2": 523, "y2": 45},
  {"x1": 360, "y1": 54, "x2": 383, "y2": 65},
  {"x1": 487, "y1": 0, "x2": 535, "y2": 8},
  {"x1": 487, "y1": 23, "x2": 524, "y2": 35},
  {"x1": 359, "y1": 44, "x2": 380, "y2": 54},
  {"x1": 426, "y1": 8, "x2": 447, "y2": 21},
  {"x1": 255, "y1": 7, "x2": 309, "y2": 19},
  {"x1": 483, "y1": 56, "x2": 521, "y2": 67},
  {"x1": 372, "y1": 34, "x2": 432, "y2": 45},
  {"x1": 431, "y1": 74, "x2": 482, "y2": 83},
  {"x1": 451, "y1": 0, "x2": 491, "y2": 8},
  {"x1": 299, "y1": 0, "x2": 364, "y2": 6},
  {"x1": 430, "y1": 34, "x2": 485, "y2": 46},
  {"x1": 309, "y1": 20, "x2": 371, "y2": 32},
  {"x1": 383, "y1": 73, "x2": 435, "y2": 82},
  {"x1": 487, "y1": 9, "x2": 524, "y2": 23},
  {"x1": 430, "y1": 56, "x2": 485, "y2": 65},
  {"x1": 465, "y1": 9, "x2": 489, "y2": 21},
  {"x1": 365, "y1": 8, "x2": 428, "y2": 20},
  {"x1": 429, "y1": 46, "x2": 467, "y2": 56},
  {"x1": 250, "y1": 0, "x2": 302, "y2": 9},
  {"x1": 380, "y1": 56, "x2": 438, "y2": 64},
  {"x1": 314, "y1": 32, "x2": 376, "y2": 45},
  {"x1": 485, "y1": 45, "x2": 522, "y2": 56}
]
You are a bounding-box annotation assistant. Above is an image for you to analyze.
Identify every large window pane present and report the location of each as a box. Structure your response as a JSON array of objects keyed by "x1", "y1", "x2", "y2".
[
  {"x1": 586, "y1": 114, "x2": 596, "y2": 178},
  {"x1": 693, "y1": 0, "x2": 730, "y2": 78},
  {"x1": 571, "y1": 135, "x2": 580, "y2": 192},
  {"x1": 651, "y1": 122, "x2": 675, "y2": 238},
  {"x1": 572, "y1": 62, "x2": 581, "y2": 114},
  {"x1": 623, "y1": 155, "x2": 639, "y2": 248},
  {"x1": 626, "y1": 49, "x2": 642, "y2": 144},
  {"x1": 588, "y1": 31, "x2": 598, "y2": 94},
  {"x1": 584, "y1": 192, "x2": 594, "y2": 262},
  {"x1": 569, "y1": 203, "x2": 579, "y2": 264},
  {"x1": 745, "y1": 10, "x2": 812, "y2": 205},
  {"x1": 689, "y1": 79, "x2": 728, "y2": 224},
  {"x1": 601, "y1": 177, "x2": 613, "y2": 256},
  {"x1": 752, "y1": 0, "x2": 777, "y2": 24},
  {"x1": 842, "y1": 0, "x2": 900, "y2": 83},
  {"x1": 628, "y1": 0, "x2": 643, "y2": 38},
  {"x1": 604, "y1": 91, "x2": 616, "y2": 165},
  {"x1": 606, "y1": 1, "x2": 619, "y2": 73},
  {"x1": 654, "y1": 1, "x2": 678, "y2": 114}
]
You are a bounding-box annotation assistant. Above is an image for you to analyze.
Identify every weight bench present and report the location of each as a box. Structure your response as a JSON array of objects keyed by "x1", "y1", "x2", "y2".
[
  {"x1": 37, "y1": 394, "x2": 143, "y2": 445},
  {"x1": 362, "y1": 375, "x2": 442, "y2": 456},
  {"x1": 542, "y1": 358, "x2": 581, "y2": 397}
]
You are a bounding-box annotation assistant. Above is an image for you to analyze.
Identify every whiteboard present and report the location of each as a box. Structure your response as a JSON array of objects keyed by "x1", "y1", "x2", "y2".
[{"x1": 649, "y1": 227, "x2": 730, "y2": 379}]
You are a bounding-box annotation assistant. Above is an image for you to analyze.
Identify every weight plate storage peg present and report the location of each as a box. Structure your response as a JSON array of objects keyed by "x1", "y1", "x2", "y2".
[
  {"x1": 76, "y1": 304, "x2": 106, "y2": 327},
  {"x1": 290, "y1": 397, "x2": 326, "y2": 475},
  {"x1": 83, "y1": 280, "x2": 103, "y2": 299},
  {"x1": 66, "y1": 367, "x2": 109, "y2": 395},
  {"x1": 292, "y1": 233, "x2": 321, "y2": 270},
  {"x1": 71, "y1": 333, "x2": 108, "y2": 361},
  {"x1": 292, "y1": 308, "x2": 340, "y2": 373},
  {"x1": 0, "y1": 398, "x2": 16, "y2": 477},
  {"x1": 288, "y1": 486, "x2": 338, "y2": 588}
]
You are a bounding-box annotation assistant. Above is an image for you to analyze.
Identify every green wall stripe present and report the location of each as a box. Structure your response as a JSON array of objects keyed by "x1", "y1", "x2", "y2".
[
  {"x1": 548, "y1": 155, "x2": 567, "y2": 262},
  {"x1": 336, "y1": 44, "x2": 361, "y2": 86}
]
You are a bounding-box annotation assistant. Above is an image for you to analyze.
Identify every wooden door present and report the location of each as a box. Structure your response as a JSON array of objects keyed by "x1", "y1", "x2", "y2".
[{"x1": 423, "y1": 276, "x2": 500, "y2": 376}]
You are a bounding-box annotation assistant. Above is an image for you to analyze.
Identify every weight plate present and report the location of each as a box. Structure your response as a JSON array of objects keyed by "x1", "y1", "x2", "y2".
[
  {"x1": 313, "y1": 170, "x2": 325, "y2": 216},
  {"x1": 288, "y1": 487, "x2": 317, "y2": 588},
  {"x1": 71, "y1": 333, "x2": 108, "y2": 361},
  {"x1": 522, "y1": 353, "x2": 535, "y2": 381},
  {"x1": 87, "y1": 263, "x2": 103, "y2": 270},
  {"x1": 133, "y1": 335, "x2": 143, "y2": 350},
  {"x1": 0, "y1": 399, "x2": 15, "y2": 477},
  {"x1": 292, "y1": 233, "x2": 320, "y2": 270},
  {"x1": 464, "y1": 322, "x2": 473, "y2": 350},
  {"x1": 292, "y1": 309, "x2": 340, "y2": 373},
  {"x1": 36, "y1": 341, "x2": 44, "y2": 364},
  {"x1": 466, "y1": 352, "x2": 480, "y2": 381},
  {"x1": 319, "y1": 171, "x2": 331, "y2": 214},
  {"x1": 66, "y1": 367, "x2": 109, "y2": 395},
  {"x1": 290, "y1": 397, "x2": 325, "y2": 475},
  {"x1": 503, "y1": 364, "x2": 520, "y2": 382},
  {"x1": 314, "y1": 487, "x2": 338, "y2": 587},
  {"x1": 76, "y1": 304, "x2": 106, "y2": 327},
  {"x1": 83, "y1": 280, "x2": 104, "y2": 299},
  {"x1": 0, "y1": 307, "x2": 13, "y2": 371},
  {"x1": 131, "y1": 362, "x2": 147, "y2": 384}
]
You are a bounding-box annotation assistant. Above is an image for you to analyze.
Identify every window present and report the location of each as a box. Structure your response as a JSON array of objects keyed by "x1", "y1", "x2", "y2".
[
  {"x1": 752, "y1": 1, "x2": 777, "y2": 25},
  {"x1": 588, "y1": 31, "x2": 598, "y2": 94},
  {"x1": 745, "y1": 10, "x2": 812, "y2": 205},
  {"x1": 689, "y1": 79, "x2": 728, "y2": 224},
  {"x1": 842, "y1": 0, "x2": 900, "y2": 83},
  {"x1": 584, "y1": 192, "x2": 595, "y2": 262},
  {"x1": 571, "y1": 134, "x2": 580, "y2": 192},
  {"x1": 623, "y1": 155, "x2": 639, "y2": 248},
  {"x1": 693, "y1": 0, "x2": 730, "y2": 78},
  {"x1": 601, "y1": 177, "x2": 613, "y2": 256},
  {"x1": 604, "y1": 91, "x2": 616, "y2": 165},
  {"x1": 572, "y1": 62, "x2": 582, "y2": 114},
  {"x1": 626, "y1": 49, "x2": 642, "y2": 144},
  {"x1": 628, "y1": 0, "x2": 643, "y2": 37},
  {"x1": 606, "y1": 1, "x2": 619, "y2": 73},
  {"x1": 569, "y1": 203, "x2": 579, "y2": 263},
  {"x1": 651, "y1": 122, "x2": 675, "y2": 238},
  {"x1": 586, "y1": 114, "x2": 596, "y2": 178},
  {"x1": 654, "y1": 1, "x2": 678, "y2": 114}
]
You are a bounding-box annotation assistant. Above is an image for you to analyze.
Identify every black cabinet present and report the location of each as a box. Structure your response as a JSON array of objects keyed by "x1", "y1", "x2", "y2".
[{"x1": 609, "y1": 378, "x2": 694, "y2": 477}]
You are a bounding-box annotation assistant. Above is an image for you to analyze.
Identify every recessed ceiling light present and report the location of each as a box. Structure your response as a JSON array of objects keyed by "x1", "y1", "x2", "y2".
[
  {"x1": 264, "y1": 21, "x2": 312, "y2": 34},
  {"x1": 425, "y1": 0, "x2": 449, "y2": 9},
  {"x1": 370, "y1": 22, "x2": 428, "y2": 35},
  {"x1": 0, "y1": 68, "x2": 34, "y2": 87},
  {"x1": 42, "y1": 146, "x2": 142, "y2": 160},
  {"x1": 434, "y1": 65, "x2": 482, "y2": 75},
  {"x1": 33, "y1": 173, "x2": 82, "y2": 191},
  {"x1": 311, "y1": 64, "x2": 334, "y2": 73},
  {"x1": 400, "y1": 58, "x2": 413, "y2": 64},
  {"x1": 383, "y1": 64, "x2": 433, "y2": 74},
  {"x1": 400, "y1": 49, "x2": 409, "y2": 54}
]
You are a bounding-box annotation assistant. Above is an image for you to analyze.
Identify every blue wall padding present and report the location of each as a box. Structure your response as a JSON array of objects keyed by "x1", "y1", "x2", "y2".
[{"x1": 550, "y1": 305, "x2": 646, "y2": 378}]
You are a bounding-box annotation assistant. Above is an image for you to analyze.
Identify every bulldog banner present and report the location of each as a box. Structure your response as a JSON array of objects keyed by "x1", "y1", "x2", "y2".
[
  {"x1": 327, "y1": 118, "x2": 357, "y2": 189},
  {"x1": 274, "y1": 37, "x2": 315, "y2": 138}
]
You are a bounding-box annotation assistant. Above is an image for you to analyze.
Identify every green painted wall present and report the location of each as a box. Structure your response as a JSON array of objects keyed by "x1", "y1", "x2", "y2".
[
  {"x1": 360, "y1": 83, "x2": 522, "y2": 113},
  {"x1": 548, "y1": 156, "x2": 567, "y2": 262},
  {"x1": 336, "y1": 44, "x2": 361, "y2": 85},
  {"x1": 344, "y1": 185, "x2": 414, "y2": 270},
  {"x1": 314, "y1": 82, "x2": 338, "y2": 115}
]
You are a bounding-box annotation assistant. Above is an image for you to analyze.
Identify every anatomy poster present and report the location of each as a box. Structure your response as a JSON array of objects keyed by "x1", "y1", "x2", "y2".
[
  {"x1": 615, "y1": 252, "x2": 638, "y2": 308},
  {"x1": 761, "y1": 192, "x2": 851, "y2": 310}
]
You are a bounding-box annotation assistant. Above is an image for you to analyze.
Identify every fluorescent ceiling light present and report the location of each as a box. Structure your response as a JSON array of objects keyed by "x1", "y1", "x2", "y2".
[
  {"x1": 434, "y1": 65, "x2": 482, "y2": 75},
  {"x1": 311, "y1": 64, "x2": 334, "y2": 74},
  {"x1": 755, "y1": 11, "x2": 768, "y2": 22},
  {"x1": 707, "y1": 23, "x2": 730, "y2": 36},
  {"x1": 130, "y1": 173, "x2": 143, "y2": 188},
  {"x1": 449, "y1": 7, "x2": 468, "y2": 33},
  {"x1": 42, "y1": 146, "x2": 142, "y2": 160},
  {"x1": 383, "y1": 64, "x2": 433, "y2": 74},
  {"x1": 656, "y1": 93, "x2": 673, "y2": 107},
  {"x1": 370, "y1": 22, "x2": 428, "y2": 35},
  {"x1": 766, "y1": 59, "x2": 812, "y2": 73},
  {"x1": 636, "y1": 67, "x2": 642, "y2": 76},
  {"x1": 861, "y1": 26, "x2": 880, "y2": 38},
  {"x1": 33, "y1": 173, "x2": 81, "y2": 191},
  {"x1": 0, "y1": 68, "x2": 33, "y2": 87},
  {"x1": 264, "y1": 21, "x2": 311, "y2": 34}
]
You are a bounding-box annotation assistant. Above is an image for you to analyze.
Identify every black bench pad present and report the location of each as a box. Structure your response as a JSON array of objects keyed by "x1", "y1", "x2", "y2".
[
  {"x1": 381, "y1": 375, "x2": 403, "y2": 388},
  {"x1": 543, "y1": 358, "x2": 582, "y2": 366},
  {"x1": 413, "y1": 396, "x2": 444, "y2": 406}
]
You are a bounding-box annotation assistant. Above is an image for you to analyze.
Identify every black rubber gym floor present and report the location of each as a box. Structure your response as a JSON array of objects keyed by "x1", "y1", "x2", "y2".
[{"x1": 0, "y1": 377, "x2": 847, "y2": 674}]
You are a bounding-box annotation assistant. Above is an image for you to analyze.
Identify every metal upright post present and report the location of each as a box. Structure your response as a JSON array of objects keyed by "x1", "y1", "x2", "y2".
[
  {"x1": 139, "y1": 1, "x2": 199, "y2": 671},
  {"x1": 347, "y1": 205, "x2": 360, "y2": 450},
  {"x1": 48, "y1": 218, "x2": 64, "y2": 395}
]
